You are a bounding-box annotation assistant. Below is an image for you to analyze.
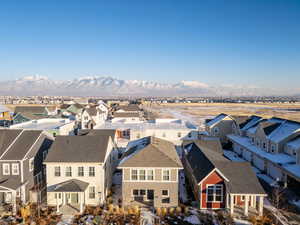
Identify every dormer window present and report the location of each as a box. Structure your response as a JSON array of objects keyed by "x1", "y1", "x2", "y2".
[{"x1": 12, "y1": 163, "x2": 19, "y2": 175}]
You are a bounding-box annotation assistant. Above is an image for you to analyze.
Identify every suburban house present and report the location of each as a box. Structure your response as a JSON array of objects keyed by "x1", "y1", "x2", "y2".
[
  {"x1": 10, "y1": 118, "x2": 76, "y2": 137},
  {"x1": 44, "y1": 134, "x2": 119, "y2": 213},
  {"x1": 115, "y1": 104, "x2": 141, "y2": 114},
  {"x1": 223, "y1": 116, "x2": 300, "y2": 194},
  {"x1": 80, "y1": 107, "x2": 106, "y2": 129},
  {"x1": 58, "y1": 103, "x2": 84, "y2": 120},
  {"x1": 182, "y1": 140, "x2": 266, "y2": 216},
  {"x1": 118, "y1": 136, "x2": 183, "y2": 208},
  {"x1": 96, "y1": 101, "x2": 109, "y2": 119},
  {"x1": 111, "y1": 112, "x2": 143, "y2": 124},
  {"x1": 13, "y1": 106, "x2": 57, "y2": 124},
  {"x1": 0, "y1": 129, "x2": 54, "y2": 214}
]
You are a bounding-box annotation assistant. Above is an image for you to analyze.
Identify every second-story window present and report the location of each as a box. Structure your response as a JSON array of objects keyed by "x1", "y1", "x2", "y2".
[
  {"x1": 78, "y1": 167, "x2": 84, "y2": 177},
  {"x1": 89, "y1": 167, "x2": 95, "y2": 177},
  {"x1": 12, "y1": 163, "x2": 19, "y2": 175},
  {"x1": 65, "y1": 167, "x2": 72, "y2": 177},
  {"x1": 54, "y1": 166, "x2": 61, "y2": 176},
  {"x1": 29, "y1": 158, "x2": 34, "y2": 172},
  {"x1": 147, "y1": 170, "x2": 154, "y2": 180},
  {"x1": 3, "y1": 163, "x2": 10, "y2": 175},
  {"x1": 162, "y1": 170, "x2": 170, "y2": 181},
  {"x1": 131, "y1": 169, "x2": 138, "y2": 180},
  {"x1": 139, "y1": 170, "x2": 146, "y2": 180},
  {"x1": 263, "y1": 142, "x2": 266, "y2": 149}
]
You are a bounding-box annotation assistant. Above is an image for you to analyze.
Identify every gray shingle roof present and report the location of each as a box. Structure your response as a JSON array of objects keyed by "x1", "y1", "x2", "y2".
[
  {"x1": 50, "y1": 179, "x2": 89, "y2": 192},
  {"x1": 0, "y1": 129, "x2": 23, "y2": 156},
  {"x1": 44, "y1": 135, "x2": 110, "y2": 163},
  {"x1": 119, "y1": 136, "x2": 182, "y2": 168},
  {"x1": 184, "y1": 141, "x2": 265, "y2": 195},
  {"x1": 113, "y1": 112, "x2": 140, "y2": 118},
  {"x1": 78, "y1": 129, "x2": 116, "y2": 140},
  {"x1": 1, "y1": 130, "x2": 42, "y2": 160},
  {"x1": 0, "y1": 177, "x2": 22, "y2": 190}
]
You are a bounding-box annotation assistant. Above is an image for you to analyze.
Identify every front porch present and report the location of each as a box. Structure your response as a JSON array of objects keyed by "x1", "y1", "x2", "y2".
[
  {"x1": 227, "y1": 193, "x2": 265, "y2": 217},
  {"x1": 47, "y1": 179, "x2": 89, "y2": 214}
]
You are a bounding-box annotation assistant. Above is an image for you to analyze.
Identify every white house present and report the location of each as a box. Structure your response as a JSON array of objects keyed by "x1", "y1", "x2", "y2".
[
  {"x1": 81, "y1": 107, "x2": 106, "y2": 129},
  {"x1": 44, "y1": 134, "x2": 119, "y2": 213}
]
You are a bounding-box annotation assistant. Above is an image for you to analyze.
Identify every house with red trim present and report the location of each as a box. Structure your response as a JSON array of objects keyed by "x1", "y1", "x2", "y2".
[{"x1": 182, "y1": 139, "x2": 267, "y2": 216}]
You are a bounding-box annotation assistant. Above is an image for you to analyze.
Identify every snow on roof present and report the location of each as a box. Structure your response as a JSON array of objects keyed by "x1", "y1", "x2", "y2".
[
  {"x1": 247, "y1": 125, "x2": 258, "y2": 135},
  {"x1": 268, "y1": 121, "x2": 300, "y2": 143},
  {"x1": 227, "y1": 134, "x2": 296, "y2": 165},
  {"x1": 206, "y1": 114, "x2": 227, "y2": 127},
  {"x1": 287, "y1": 137, "x2": 300, "y2": 150},
  {"x1": 10, "y1": 118, "x2": 74, "y2": 130},
  {"x1": 0, "y1": 105, "x2": 10, "y2": 113},
  {"x1": 283, "y1": 164, "x2": 300, "y2": 179},
  {"x1": 241, "y1": 117, "x2": 262, "y2": 131}
]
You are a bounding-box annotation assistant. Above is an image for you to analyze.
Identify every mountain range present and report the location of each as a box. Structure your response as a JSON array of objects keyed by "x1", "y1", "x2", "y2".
[{"x1": 0, "y1": 75, "x2": 297, "y2": 97}]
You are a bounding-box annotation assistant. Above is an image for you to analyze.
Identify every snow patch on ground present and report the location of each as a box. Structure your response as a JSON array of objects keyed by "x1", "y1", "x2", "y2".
[
  {"x1": 184, "y1": 215, "x2": 201, "y2": 224},
  {"x1": 234, "y1": 218, "x2": 252, "y2": 225}
]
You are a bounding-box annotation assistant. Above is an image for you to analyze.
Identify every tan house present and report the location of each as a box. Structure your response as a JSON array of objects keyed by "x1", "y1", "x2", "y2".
[{"x1": 118, "y1": 136, "x2": 183, "y2": 208}]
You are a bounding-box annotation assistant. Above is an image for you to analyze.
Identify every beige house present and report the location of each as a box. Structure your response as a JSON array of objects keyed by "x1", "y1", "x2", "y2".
[
  {"x1": 44, "y1": 132, "x2": 119, "y2": 213},
  {"x1": 118, "y1": 137, "x2": 183, "y2": 208}
]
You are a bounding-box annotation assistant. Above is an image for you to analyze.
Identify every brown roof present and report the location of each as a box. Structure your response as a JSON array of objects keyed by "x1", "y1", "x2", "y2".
[
  {"x1": 118, "y1": 104, "x2": 140, "y2": 112},
  {"x1": 119, "y1": 136, "x2": 182, "y2": 168},
  {"x1": 45, "y1": 135, "x2": 111, "y2": 163},
  {"x1": 85, "y1": 107, "x2": 97, "y2": 116}
]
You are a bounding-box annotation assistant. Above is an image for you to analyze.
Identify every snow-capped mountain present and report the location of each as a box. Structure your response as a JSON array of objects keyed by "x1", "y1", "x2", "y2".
[{"x1": 0, "y1": 75, "x2": 295, "y2": 96}]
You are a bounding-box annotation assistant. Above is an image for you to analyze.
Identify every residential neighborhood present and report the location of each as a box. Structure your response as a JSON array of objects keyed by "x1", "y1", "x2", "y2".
[{"x1": 0, "y1": 100, "x2": 299, "y2": 225}]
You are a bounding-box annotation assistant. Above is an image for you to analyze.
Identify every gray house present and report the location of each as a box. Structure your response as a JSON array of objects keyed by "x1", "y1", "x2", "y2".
[
  {"x1": 118, "y1": 136, "x2": 183, "y2": 208},
  {"x1": 0, "y1": 129, "x2": 53, "y2": 214}
]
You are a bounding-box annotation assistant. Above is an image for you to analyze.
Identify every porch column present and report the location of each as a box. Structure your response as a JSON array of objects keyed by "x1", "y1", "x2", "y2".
[
  {"x1": 80, "y1": 192, "x2": 83, "y2": 213},
  {"x1": 230, "y1": 194, "x2": 234, "y2": 215},
  {"x1": 62, "y1": 192, "x2": 66, "y2": 205},
  {"x1": 250, "y1": 195, "x2": 254, "y2": 207},
  {"x1": 12, "y1": 191, "x2": 17, "y2": 215},
  {"x1": 56, "y1": 193, "x2": 59, "y2": 213},
  {"x1": 244, "y1": 195, "x2": 249, "y2": 217},
  {"x1": 258, "y1": 196, "x2": 264, "y2": 216},
  {"x1": 253, "y1": 195, "x2": 257, "y2": 209},
  {"x1": 226, "y1": 193, "x2": 229, "y2": 209}
]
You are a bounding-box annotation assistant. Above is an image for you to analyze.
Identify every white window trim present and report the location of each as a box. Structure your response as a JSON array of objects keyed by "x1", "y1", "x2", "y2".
[
  {"x1": 29, "y1": 158, "x2": 34, "y2": 172},
  {"x1": 3, "y1": 163, "x2": 10, "y2": 175},
  {"x1": 162, "y1": 169, "x2": 171, "y2": 181},
  {"x1": 89, "y1": 186, "x2": 96, "y2": 199},
  {"x1": 162, "y1": 189, "x2": 169, "y2": 197},
  {"x1": 89, "y1": 166, "x2": 95, "y2": 177},
  {"x1": 65, "y1": 166, "x2": 72, "y2": 177},
  {"x1": 130, "y1": 168, "x2": 155, "y2": 181},
  {"x1": 206, "y1": 184, "x2": 223, "y2": 203},
  {"x1": 54, "y1": 166, "x2": 61, "y2": 177},
  {"x1": 12, "y1": 163, "x2": 19, "y2": 175}
]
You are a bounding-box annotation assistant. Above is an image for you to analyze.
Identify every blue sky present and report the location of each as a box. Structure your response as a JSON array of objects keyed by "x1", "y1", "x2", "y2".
[{"x1": 0, "y1": 0, "x2": 299, "y2": 90}]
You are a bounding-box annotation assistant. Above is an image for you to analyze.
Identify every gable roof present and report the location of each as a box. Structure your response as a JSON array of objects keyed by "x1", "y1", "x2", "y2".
[
  {"x1": 206, "y1": 113, "x2": 228, "y2": 127},
  {"x1": 119, "y1": 136, "x2": 182, "y2": 168},
  {"x1": 44, "y1": 135, "x2": 111, "y2": 163},
  {"x1": 1, "y1": 130, "x2": 43, "y2": 160},
  {"x1": 268, "y1": 120, "x2": 300, "y2": 143},
  {"x1": 51, "y1": 179, "x2": 89, "y2": 192},
  {"x1": 184, "y1": 141, "x2": 265, "y2": 194},
  {"x1": 78, "y1": 129, "x2": 116, "y2": 140},
  {"x1": 14, "y1": 106, "x2": 48, "y2": 120},
  {"x1": 85, "y1": 107, "x2": 98, "y2": 116},
  {"x1": 259, "y1": 121, "x2": 281, "y2": 136},
  {"x1": 118, "y1": 104, "x2": 140, "y2": 112},
  {"x1": 0, "y1": 129, "x2": 23, "y2": 157},
  {"x1": 240, "y1": 115, "x2": 262, "y2": 131}
]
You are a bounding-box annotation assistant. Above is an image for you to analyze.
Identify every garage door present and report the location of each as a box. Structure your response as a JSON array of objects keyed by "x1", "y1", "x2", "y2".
[
  {"x1": 242, "y1": 150, "x2": 252, "y2": 162},
  {"x1": 268, "y1": 163, "x2": 282, "y2": 180},
  {"x1": 253, "y1": 155, "x2": 265, "y2": 171}
]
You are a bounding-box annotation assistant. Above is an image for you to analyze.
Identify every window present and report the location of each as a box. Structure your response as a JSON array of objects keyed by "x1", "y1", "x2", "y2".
[
  {"x1": 241, "y1": 196, "x2": 245, "y2": 201},
  {"x1": 54, "y1": 166, "x2": 61, "y2": 177},
  {"x1": 29, "y1": 158, "x2": 34, "y2": 172},
  {"x1": 132, "y1": 189, "x2": 139, "y2": 196},
  {"x1": 65, "y1": 167, "x2": 72, "y2": 177},
  {"x1": 263, "y1": 142, "x2": 266, "y2": 149},
  {"x1": 271, "y1": 145, "x2": 275, "y2": 153},
  {"x1": 131, "y1": 169, "x2": 138, "y2": 180},
  {"x1": 188, "y1": 132, "x2": 192, "y2": 138},
  {"x1": 213, "y1": 127, "x2": 219, "y2": 135},
  {"x1": 177, "y1": 132, "x2": 182, "y2": 138},
  {"x1": 55, "y1": 193, "x2": 62, "y2": 199},
  {"x1": 78, "y1": 167, "x2": 84, "y2": 177},
  {"x1": 206, "y1": 185, "x2": 223, "y2": 202},
  {"x1": 139, "y1": 170, "x2": 146, "y2": 180},
  {"x1": 251, "y1": 137, "x2": 254, "y2": 143},
  {"x1": 162, "y1": 190, "x2": 169, "y2": 196},
  {"x1": 12, "y1": 163, "x2": 19, "y2": 175},
  {"x1": 3, "y1": 163, "x2": 10, "y2": 175},
  {"x1": 162, "y1": 190, "x2": 170, "y2": 203},
  {"x1": 147, "y1": 170, "x2": 154, "y2": 180},
  {"x1": 89, "y1": 186, "x2": 95, "y2": 199},
  {"x1": 162, "y1": 170, "x2": 170, "y2": 181},
  {"x1": 89, "y1": 167, "x2": 95, "y2": 177}
]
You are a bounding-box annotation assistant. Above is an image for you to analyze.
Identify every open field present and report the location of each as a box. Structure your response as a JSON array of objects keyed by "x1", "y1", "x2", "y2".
[{"x1": 144, "y1": 103, "x2": 300, "y2": 129}]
